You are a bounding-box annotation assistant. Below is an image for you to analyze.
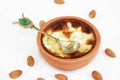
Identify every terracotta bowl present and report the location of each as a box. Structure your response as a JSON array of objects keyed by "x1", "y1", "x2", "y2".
[{"x1": 37, "y1": 16, "x2": 101, "y2": 70}]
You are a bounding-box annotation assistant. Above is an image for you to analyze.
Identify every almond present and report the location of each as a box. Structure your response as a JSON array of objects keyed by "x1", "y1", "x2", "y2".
[
  {"x1": 55, "y1": 74, "x2": 68, "y2": 80},
  {"x1": 27, "y1": 55, "x2": 35, "y2": 66},
  {"x1": 54, "y1": 0, "x2": 65, "y2": 4},
  {"x1": 37, "y1": 77, "x2": 45, "y2": 80},
  {"x1": 89, "y1": 10, "x2": 96, "y2": 18},
  {"x1": 92, "y1": 70, "x2": 102, "y2": 80},
  {"x1": 9, "y1": 70, "x2": 22, "y2": 79},
  {"x1": 105, "y1": 48, "x2": 116, "y2": 58},
  {"x1": 39, "y1": 20, "x2": 46, "y2": 28}
]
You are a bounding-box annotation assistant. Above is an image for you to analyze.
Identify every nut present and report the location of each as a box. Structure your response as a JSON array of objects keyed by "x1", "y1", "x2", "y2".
[
  {"x1": 55, "y1": 74, "x2": 68, "y2": 80},
  {"x1": 39, "y1": 20, "x2": 46, "y2": 28},
  {"x1": 92, "y1": 70, "x2": 102, "y2": 80},
  {"x1": 9, "y1": 70, "x2": 22, "y2": 79},
  {"x1": 89, "y1": 10, "x2": 96, "y2": 18},
  {"x1": 27, "y1": 55, "x2": 35, "y2": 66},
  {"x1": 54, "y1": 0, "x2": 65, "y2": 4},
  {"x1": 105, "y1": 48, "x2": 116, "y2": 58},
  {"x1": 37, "y1": 77, "x2": 45, "y2": 80}
]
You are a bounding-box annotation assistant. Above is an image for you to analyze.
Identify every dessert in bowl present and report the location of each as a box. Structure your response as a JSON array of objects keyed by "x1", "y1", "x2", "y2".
[{"x1": 37, "y1": 16, "x2": 101, "y2": 70}]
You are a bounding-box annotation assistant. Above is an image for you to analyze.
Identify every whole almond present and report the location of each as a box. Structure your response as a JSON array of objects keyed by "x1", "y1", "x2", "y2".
[
  {"x1": 92, "y1": 70, "x2": 102, "y2": 80},
  {"x1": 105, "y1": 48, "x2": 116, "y2": 58},
  {"x1": 54, "y1": 0, "x2": 65, "y2": 4},
  {"x1": 39, "y1": 20, "x2": 46, "y2": 28},
  {"x1": 27, "y1": 55, "x2": 35, "y2": 66},
  {"x1": 89, "y1": 10, "x2": 96, "y2": 18},
  {"x1": 9, "y1": 70, "x2": 22, "y2": 79},
  {"x1": 55, "y1": 74, "x2": 68, "y2": 80},
  {"x1": 37, "y1": 77, "x2": 45, "y2": 80}
]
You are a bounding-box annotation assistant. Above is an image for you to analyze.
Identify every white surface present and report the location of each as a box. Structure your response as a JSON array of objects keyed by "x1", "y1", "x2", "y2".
[{"x1": 0, "y1": 0, "x2": 120, "y2": 80}]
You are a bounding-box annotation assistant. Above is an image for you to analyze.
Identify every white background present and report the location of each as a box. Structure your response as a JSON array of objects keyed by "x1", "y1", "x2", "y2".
[{"x1": 0, "y1": 0, "x2": 120, "y2": 80}]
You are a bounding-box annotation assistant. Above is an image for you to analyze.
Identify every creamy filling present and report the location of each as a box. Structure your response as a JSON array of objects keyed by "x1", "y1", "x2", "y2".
[{"x1": 42, "y1": 21, "x2": 95, "y2": 58}]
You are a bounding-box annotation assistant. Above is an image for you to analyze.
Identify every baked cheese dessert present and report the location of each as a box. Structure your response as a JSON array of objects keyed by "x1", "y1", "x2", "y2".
[{"x1": 42, "y1": 19, "x2": 96, "y2": 59}]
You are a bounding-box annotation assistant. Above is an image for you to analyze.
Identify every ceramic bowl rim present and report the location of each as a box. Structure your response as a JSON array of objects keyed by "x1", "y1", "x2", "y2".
[{"x1": 37, "y1": 16, "x2": 101, "y2": 63}]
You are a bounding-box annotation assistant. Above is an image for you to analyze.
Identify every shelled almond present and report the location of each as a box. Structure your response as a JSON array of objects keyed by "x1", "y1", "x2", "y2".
[
  {"x1": 27, "y1": 55, "x2": 35, "y2": 66},
  {"x1": 39, "y1": 20, "x2": 46, "y2": 28},
  {"x1": 89, "y1": 10, "x2": 96, "y2": 18},
  {"x1": 92, "y1": 70, "x2": 103, "y2": 80},
  {"x1": 55, "y1": 74, "x2": 68, "y2": 80},
  {"x1": 54, "y1": 0, "x2": 65, "y2": 4},
  {"x1": 105, "y1": 48, "x2": 116, "y2": 58},
  {"x1": 37, "y1": 77, "x2": 45, "y2": 80},
  {"x1": 9, "y1": 70, "x2": 22, "y2": 79}
]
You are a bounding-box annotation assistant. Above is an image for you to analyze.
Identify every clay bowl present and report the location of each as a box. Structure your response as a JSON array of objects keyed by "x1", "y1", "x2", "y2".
[{"x1": 37, "y1": 16, "x2": 101, "y2": 70}]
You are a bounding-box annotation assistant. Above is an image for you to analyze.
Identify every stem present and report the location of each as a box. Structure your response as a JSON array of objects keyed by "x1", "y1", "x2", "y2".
[{"x1": 32, "y1": 25, "x2": 58, "y2": 40}]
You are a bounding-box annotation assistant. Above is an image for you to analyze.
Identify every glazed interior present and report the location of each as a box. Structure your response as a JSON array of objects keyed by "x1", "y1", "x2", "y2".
[{"x1": 40, "y1": 17, "x2": 96, "y2": 59}]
